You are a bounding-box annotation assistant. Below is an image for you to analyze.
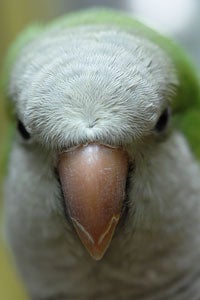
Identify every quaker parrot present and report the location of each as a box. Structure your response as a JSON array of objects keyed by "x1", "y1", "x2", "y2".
[{"x1": 2, "y1": 8, "x2": 200, "y2": 300}]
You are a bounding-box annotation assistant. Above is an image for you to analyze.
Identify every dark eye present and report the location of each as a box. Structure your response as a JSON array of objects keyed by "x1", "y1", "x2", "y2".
[
  {"x1": 154, "y1": 108, "x2": 170, "y2": 132},
  {"x1": 17, "y1": 119, "x2": 31, "y2": 140}
]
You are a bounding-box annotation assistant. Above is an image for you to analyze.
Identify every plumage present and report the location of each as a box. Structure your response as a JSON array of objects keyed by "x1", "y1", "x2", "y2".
[{"x1": 2, "y1": 8, "x2": 200, "y2": 299}]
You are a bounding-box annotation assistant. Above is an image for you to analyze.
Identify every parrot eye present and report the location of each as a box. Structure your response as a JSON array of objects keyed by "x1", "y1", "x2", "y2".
[
  {"x1": 154, "y1": 108, "x2": 170, "y2": 133},
  {"x1": 17, "y1": 119, "x2": 31, "y2": 140}
]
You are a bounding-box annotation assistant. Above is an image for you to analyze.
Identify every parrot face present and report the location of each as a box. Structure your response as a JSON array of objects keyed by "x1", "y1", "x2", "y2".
[
  {"x1": 5, "y1": 9, "x2": 200, "y2": 299},
  {"x1": 8, "y1": 26, "x2": 178, "y2": 260},
  {"x1": 7, "y1": 27, "x2": 177, "y2": 259}
]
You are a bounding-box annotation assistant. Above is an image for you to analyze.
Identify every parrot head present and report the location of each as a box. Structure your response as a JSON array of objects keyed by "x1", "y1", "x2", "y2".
[{"x1": 6, "y1": 19, "x2": 181, "y2": 260}]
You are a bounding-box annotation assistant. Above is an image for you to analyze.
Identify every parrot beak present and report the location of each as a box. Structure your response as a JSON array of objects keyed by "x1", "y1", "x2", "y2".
[{"x1": 58, "y1": 144, "x2": 129, "y2": 260}]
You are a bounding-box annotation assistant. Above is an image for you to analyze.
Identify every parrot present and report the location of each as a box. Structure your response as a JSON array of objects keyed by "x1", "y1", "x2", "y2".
[{"x1": 2, "y1": 7, "x2": 200, "y2": 300}]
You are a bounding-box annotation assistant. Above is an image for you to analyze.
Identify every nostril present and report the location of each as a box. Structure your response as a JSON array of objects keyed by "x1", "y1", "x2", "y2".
[
  {"x1": 88, "y1": 122, "x2": 95, "y2": 129},
  {"x1": 88, "y1": 118, "x2": 100, "y2": 129}
]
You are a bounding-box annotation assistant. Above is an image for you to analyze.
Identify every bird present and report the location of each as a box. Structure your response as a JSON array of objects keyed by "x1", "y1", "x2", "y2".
[{"x1": 2, "y1": 8, "x2": 200, "y2": 300}]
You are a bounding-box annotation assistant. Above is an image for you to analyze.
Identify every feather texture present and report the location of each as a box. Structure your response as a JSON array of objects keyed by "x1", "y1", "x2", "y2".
[{"x1": 3, "y1": 8, "x2": 200, "y2": 299}]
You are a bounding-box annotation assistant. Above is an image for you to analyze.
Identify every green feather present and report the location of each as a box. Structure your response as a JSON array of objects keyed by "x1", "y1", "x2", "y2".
[
  {"x1": 174, "y1": 110, "x2": 200, "y2": 159},
  {"x1": 1, "y1": 23, "x2": 42, "y2": 107},
  {"x1": 0, "y1": 24, "x2": 43, "y2": 179},
  {"x1": 2, "y1": 8, "x2": 200, "y2": 157}
]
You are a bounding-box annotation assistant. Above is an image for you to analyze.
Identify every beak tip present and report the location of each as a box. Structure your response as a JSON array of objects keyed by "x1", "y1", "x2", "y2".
[
  {"x1": 72, "y1": 215, "x2": 120, "y2": 261},
  {"x1": 89, "y1": 249, "x2": 106, "y2": 261}
]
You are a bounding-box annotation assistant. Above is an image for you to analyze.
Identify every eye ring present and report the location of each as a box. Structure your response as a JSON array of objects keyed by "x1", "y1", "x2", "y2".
[
  {"x1": 17, "y1": 119, "x2": 31, "y2": 140},
  {"x1": 154, "y1": 107, "x2": 170, "y2": 133}
]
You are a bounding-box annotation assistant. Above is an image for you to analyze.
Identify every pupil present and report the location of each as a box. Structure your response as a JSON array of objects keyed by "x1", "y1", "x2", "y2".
[
  {"x1": 155, "y1": 108, "x2": 169, "y2": 132},
  {"x1": 17, "y1": 120, "x2": 31, "y2": 140}
]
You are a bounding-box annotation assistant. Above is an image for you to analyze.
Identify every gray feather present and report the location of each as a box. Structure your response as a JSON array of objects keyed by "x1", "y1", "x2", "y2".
[{"x1": 4, "y1": 23, "x2": 200, "y2": 300}]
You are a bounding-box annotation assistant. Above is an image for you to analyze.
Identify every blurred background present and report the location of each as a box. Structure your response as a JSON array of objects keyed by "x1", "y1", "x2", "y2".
[{"x1": 0, "y1": 0, "x2": 199, "y2": 299}]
